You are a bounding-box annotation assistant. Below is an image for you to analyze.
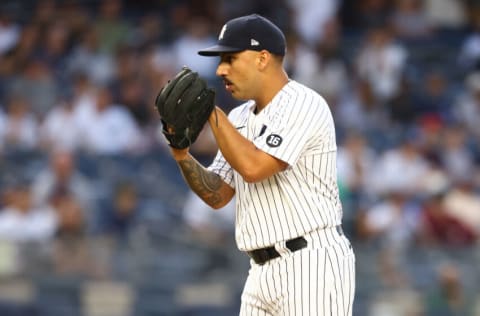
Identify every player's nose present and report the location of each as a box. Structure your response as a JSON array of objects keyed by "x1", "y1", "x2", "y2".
[{"x1": 216, "y1": 63, "x2": 227, "y2": 77}]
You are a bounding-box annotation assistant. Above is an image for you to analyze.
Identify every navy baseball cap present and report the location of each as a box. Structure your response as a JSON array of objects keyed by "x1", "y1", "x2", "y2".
[{"x1": 198, "y1": 14, "x2": 286, "y2": 57}]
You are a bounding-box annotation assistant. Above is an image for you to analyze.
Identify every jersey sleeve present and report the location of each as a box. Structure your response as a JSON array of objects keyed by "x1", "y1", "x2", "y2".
[
  {"x1": 253, "y1": 93, "x2": 336, "y2": 166},
  {"x1": 208, "y1": 148, "x2": 235, "y2": 189}
]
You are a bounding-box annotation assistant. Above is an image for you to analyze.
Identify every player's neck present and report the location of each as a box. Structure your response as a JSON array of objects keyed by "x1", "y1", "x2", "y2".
[{"x1": 254, "y1": 68, "x2": 289, "y2": 114}]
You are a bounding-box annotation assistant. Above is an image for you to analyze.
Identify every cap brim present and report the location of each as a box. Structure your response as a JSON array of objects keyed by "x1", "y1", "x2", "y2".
[{"x1": 198, "y1": 45, "x2": 243, "y2": 56}]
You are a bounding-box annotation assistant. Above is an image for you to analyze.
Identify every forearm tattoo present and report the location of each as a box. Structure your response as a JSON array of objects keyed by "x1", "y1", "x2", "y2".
[{"x1": 178, "y1": 157, "x2": 223, "y2": 207}]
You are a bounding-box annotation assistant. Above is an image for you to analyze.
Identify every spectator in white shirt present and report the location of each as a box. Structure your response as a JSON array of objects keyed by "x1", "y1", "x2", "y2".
[
  {"x1": 172, "y1": 17, "x2": 218, "y2": 81},
  {"x1": 368, "y1": 133, "x2": 432, "y2": 198},
  {"x1": 66, "y1": 26, "x2": 115, "y2": 86},
  {"x1": 287, "y1": 0, "x2": 340, "y2": 46},
  {"x1": 337, "y1": 131, "x2": 377, "y2": 199},
  {"x1": 77, "y1": 86, "x2": 142, "y2": 155},
  {"x1": 1, "y1": 94, "x2": 39, "y2": 151},
  {"x1": 390, "y1": 0, "x2": 433, "y2": 39},
  {"x1": 31, "y1": 149, "x2": 96, "y2": 228},
  {"x1": 0, "y1": 11, "x2": 20, "y2": 56},
  {"x1": 359, "y1": 190, "x2": 418, "y2": 248},
  {"x1": 39, "y1": 91, "x2": 82, "y2": 152},
  {"x1": 439, "y1": 124, "x2": 476, "y2": 182},
  {"x1": 183, "y1": 191, "x2": 235, "y2": 246},
  {"x1": 453, "y1": 72, "x2": 480, "y2": 141},
  {"x1": 355, "y1": 25, "x2": 408, "y2": 102},
  {"x1": 457, "y1": 17, "x2": 480, "y2": 72},
  {"x1": 0, "y1": 182, "x2": 57, "y2": 243}
]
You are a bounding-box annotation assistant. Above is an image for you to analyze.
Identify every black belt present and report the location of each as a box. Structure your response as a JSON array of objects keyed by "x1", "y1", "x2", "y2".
[
  {"x1": 247, "y1": 236, "x2": 307, "y2": 265},
  {"x1": 246, "y1": 226, "x2": 344, "y2": 266}
]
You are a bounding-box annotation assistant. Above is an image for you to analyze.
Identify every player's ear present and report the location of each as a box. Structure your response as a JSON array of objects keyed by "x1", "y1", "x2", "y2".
[{"x1": 257, "y1": 50, "x2": 270, "y2": 70}]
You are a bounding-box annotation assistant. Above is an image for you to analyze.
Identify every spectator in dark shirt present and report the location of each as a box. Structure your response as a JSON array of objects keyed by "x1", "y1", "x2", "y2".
[{"x1": 96, "y1": 181, "x2": 142, "y2": 241}]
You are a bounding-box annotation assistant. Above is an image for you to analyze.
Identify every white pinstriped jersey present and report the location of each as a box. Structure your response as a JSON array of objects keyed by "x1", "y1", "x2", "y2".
[{"x1": 208, "y1": 80, "x2": 343, "y2": 251}]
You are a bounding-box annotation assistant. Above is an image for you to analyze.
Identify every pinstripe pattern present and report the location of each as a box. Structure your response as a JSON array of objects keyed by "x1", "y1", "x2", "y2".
[
  {"x1": 209, "y1": 80, "x2": 342, "y2": 250},
  {"x1": 208, "y1": 80, "x2": 355, "y2": 315},
  {"x1": 239, "y1": 229, "x2": 355, "y2": 316}
]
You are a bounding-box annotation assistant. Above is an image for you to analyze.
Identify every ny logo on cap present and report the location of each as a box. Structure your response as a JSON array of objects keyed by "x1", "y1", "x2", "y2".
[
  {"x1": 219, "y1": 24, "x2": 227, "y2": 40},
  {"x1": 251, "y1": 39, "x2": 259, "y2": 46}
]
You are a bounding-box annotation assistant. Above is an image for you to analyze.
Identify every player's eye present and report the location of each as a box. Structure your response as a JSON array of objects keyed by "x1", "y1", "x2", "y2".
[{"x1": 220, "y1": 54, "x2": 234, "y2": 64}]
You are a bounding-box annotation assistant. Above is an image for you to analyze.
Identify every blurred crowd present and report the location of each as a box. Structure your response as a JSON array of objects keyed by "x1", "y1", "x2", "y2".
[{"x1": 1, "y1": 0, "x2": 480, "y2": 314}]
